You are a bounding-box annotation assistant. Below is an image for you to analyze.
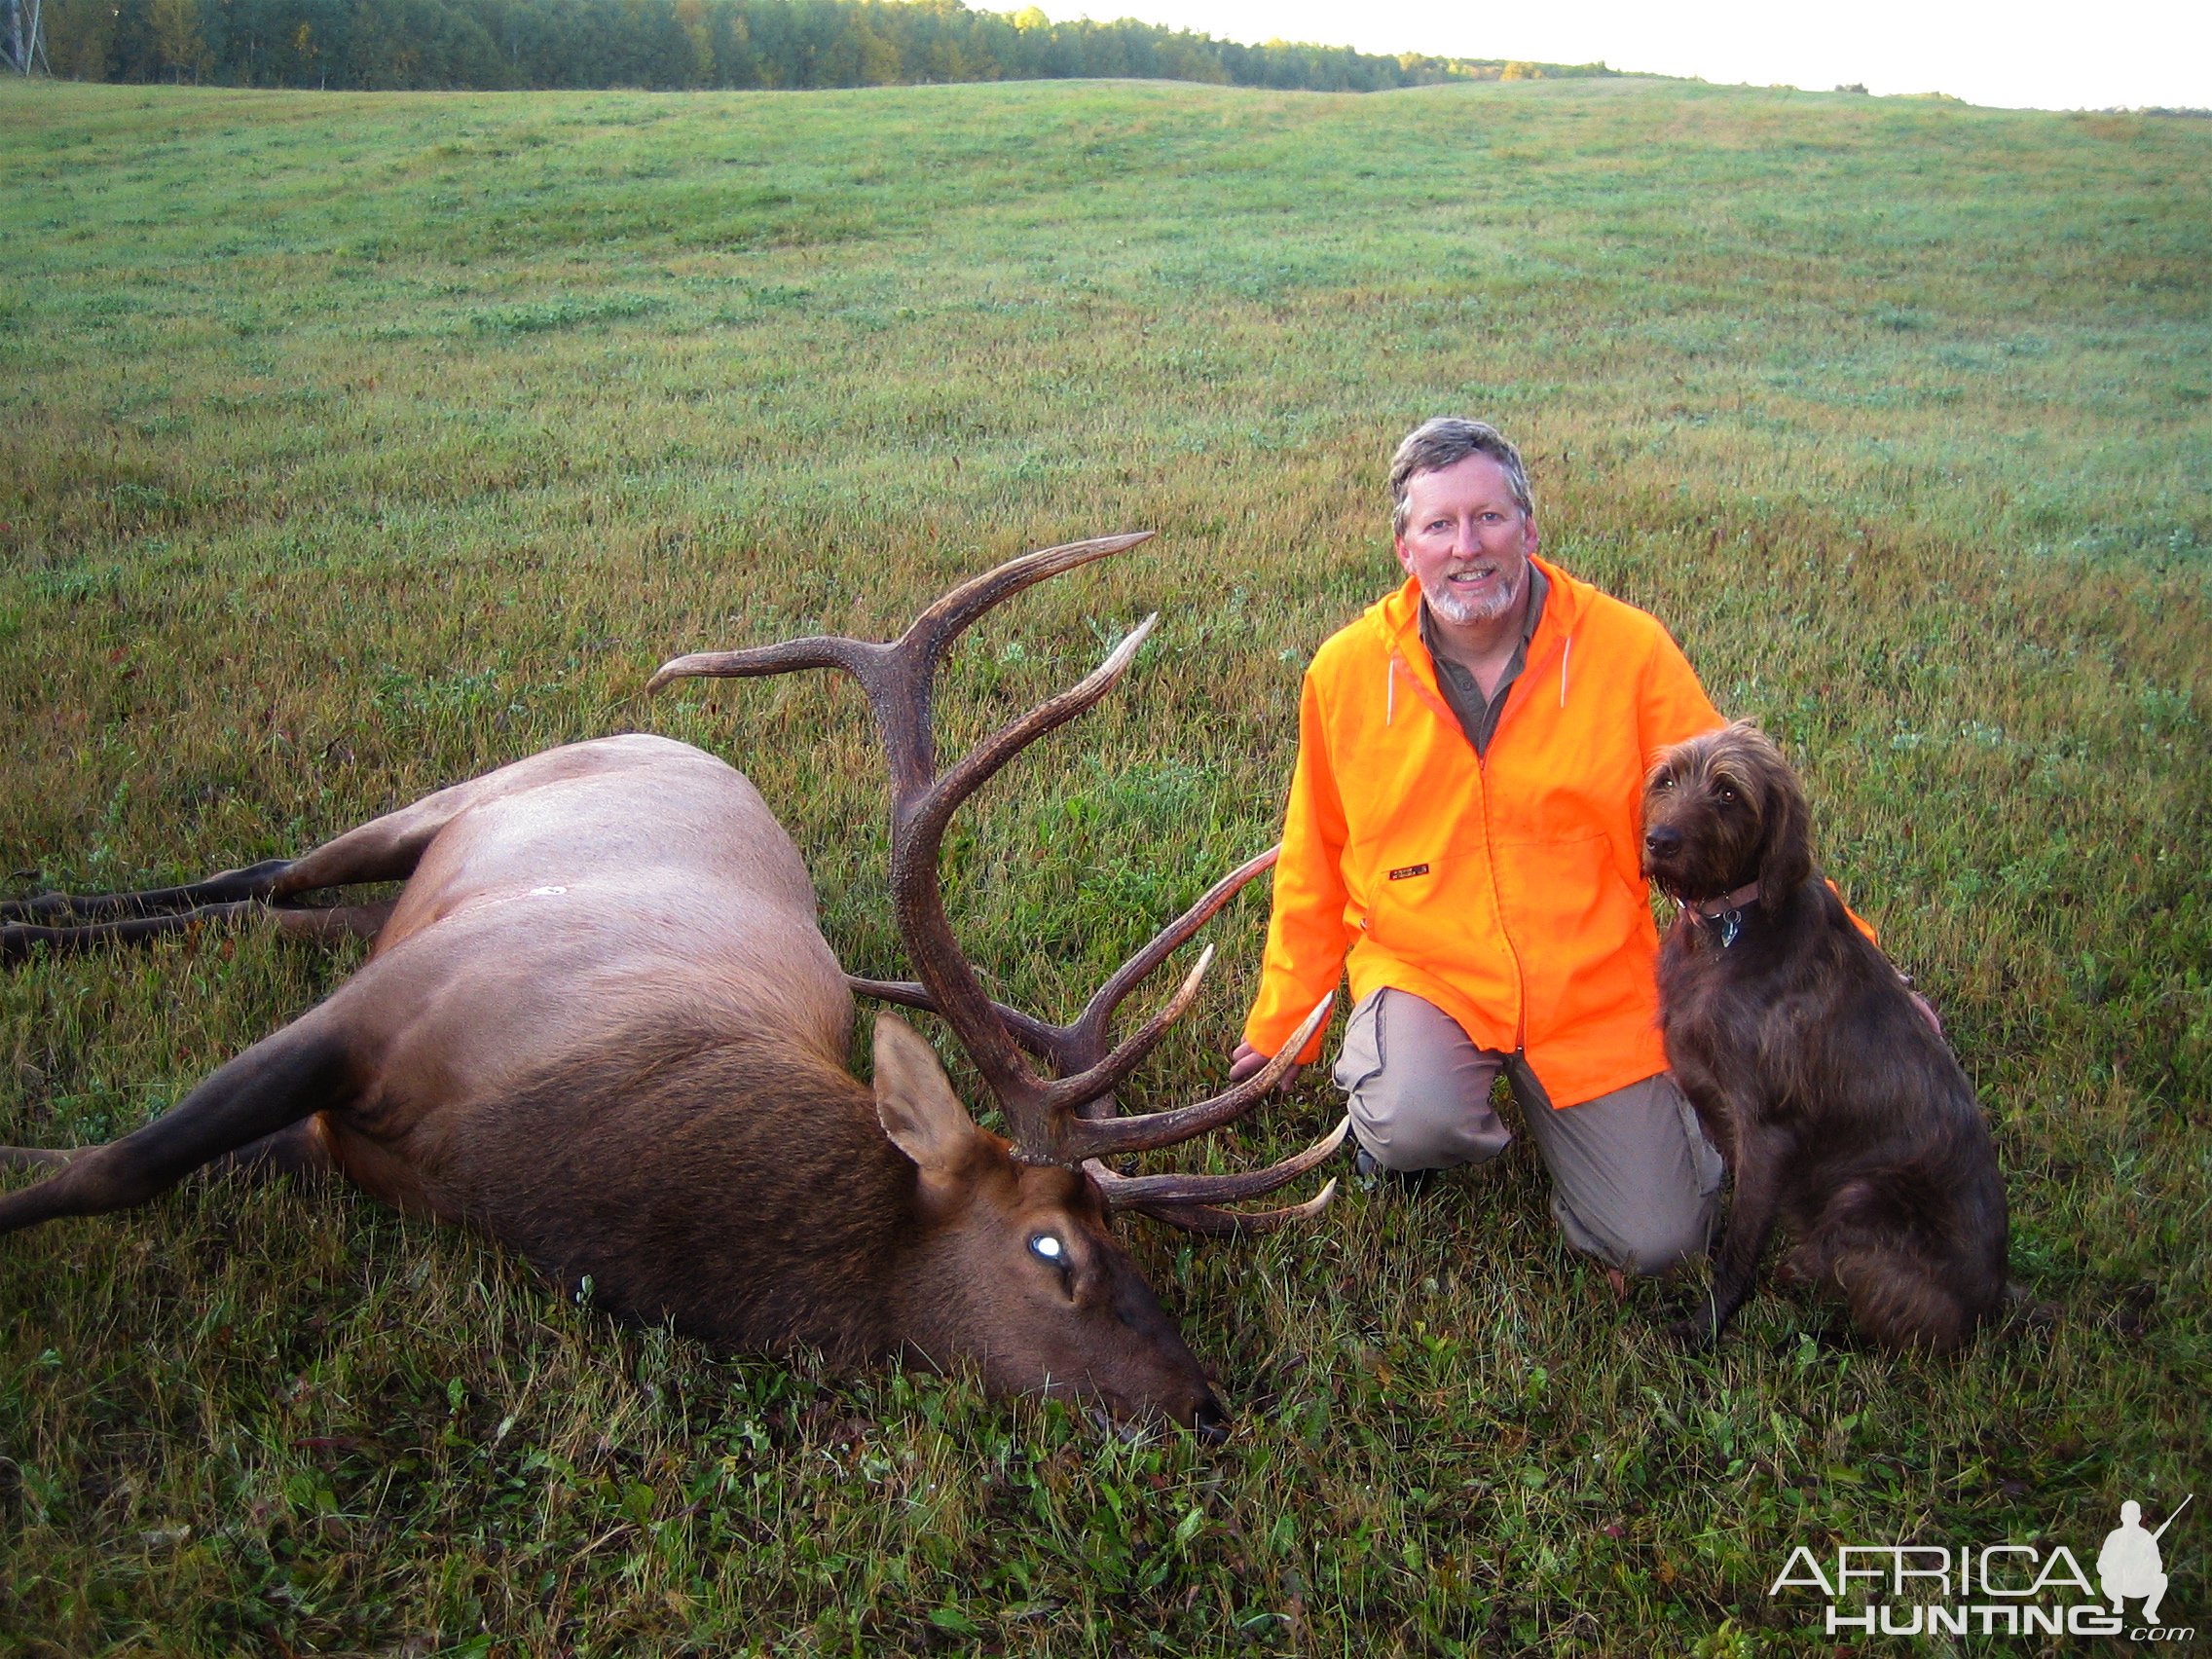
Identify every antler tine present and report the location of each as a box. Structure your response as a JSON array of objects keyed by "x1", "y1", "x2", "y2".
[
  {"x1": 646, "y1": 634, "x2": 877, "y2": 695},
  {"x1": 1059, "y1": 991, "x2": 1333, "y2": 1160},
  {"x1": 903, "y1": 612, "x2": 1158, "y2": 839},
  {"x1": 1064, "y1": 846, "x2": 1278, "y2": 1058},
  {"x1": 845, "y1": 974, "x2": 1065, "y2": 1063},
  {"x1": 850, "y1": 961, "x2": 1345, "y2": 1227},
  {"x1": 900, "y1": 533, "x2": 1156, "y2": 667},
  {"x1": 1086, "y1": 1115, "x2": 1349, "y2": 1208},
  {"x1": 848, "y1": 844, "x2": 1278, "y2": 1084},
  {"x1": 1119, "y1": 1179, "x2": 1342, "y2": 1237},
  {"x1": 649, "y1": 534, "x2": 1154, "y2": 798},
  {"x1": 1029, "y1": 943, "x2": 1214, "y2": 1118}
]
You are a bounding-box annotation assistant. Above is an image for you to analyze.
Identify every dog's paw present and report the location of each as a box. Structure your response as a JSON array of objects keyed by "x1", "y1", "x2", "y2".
[
  {"x1": 1771, "y1": 1248, "x2": 1817, "y2": 1288},
  {"x1": 1664, "y1": 1311, "x2": 1719, "y2": 1350}
]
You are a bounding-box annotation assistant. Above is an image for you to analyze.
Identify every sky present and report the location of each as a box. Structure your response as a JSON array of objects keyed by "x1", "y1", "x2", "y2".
[{"x1": 1058, "y1": 0, "x2": 2211, "y2": 112}]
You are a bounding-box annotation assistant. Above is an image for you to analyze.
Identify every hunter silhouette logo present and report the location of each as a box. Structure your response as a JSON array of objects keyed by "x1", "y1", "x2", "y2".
[{"x1": 2100, "y1": 1495, "x2": 2188, "y2": 1627}]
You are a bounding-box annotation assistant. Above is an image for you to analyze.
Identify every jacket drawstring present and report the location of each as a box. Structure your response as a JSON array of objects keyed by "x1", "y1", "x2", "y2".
[
  {"x1": 1386, "y1": 656, "x2": 1396, "y2": 725},
  {"x1": 1560, "y1": 635, "x2": 1571, "y2": 708}
]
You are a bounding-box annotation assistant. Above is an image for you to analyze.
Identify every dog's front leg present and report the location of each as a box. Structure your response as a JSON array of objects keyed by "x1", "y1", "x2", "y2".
[{"x1": 1670, "y1": 1121, "x2": 1788, "y2": 1349}]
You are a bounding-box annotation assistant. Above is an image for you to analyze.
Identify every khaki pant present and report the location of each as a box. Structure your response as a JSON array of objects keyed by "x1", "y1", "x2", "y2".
[{"x1": 1333, "y1": 987, "x2": 1724, "y2": 1275}]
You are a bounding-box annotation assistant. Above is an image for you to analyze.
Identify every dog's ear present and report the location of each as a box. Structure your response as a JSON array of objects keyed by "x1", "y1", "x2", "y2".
[{"x1": 1753, "y1": 735, "x2": 1813, "y2": 911}]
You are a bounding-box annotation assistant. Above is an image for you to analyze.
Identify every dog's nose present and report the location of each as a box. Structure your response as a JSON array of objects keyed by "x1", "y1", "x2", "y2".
[{"x1": 1644, "y1": 827, "x2": 1681, "y2": 857}]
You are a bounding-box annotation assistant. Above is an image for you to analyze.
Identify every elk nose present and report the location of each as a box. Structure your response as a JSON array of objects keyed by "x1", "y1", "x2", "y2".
[
  {"x1": 1191, "y1": 1391, "x2": 1230, "y2": 1445},
  {"x1": 1644, "y1": 826, "x2": 1682, "y2": 857}
]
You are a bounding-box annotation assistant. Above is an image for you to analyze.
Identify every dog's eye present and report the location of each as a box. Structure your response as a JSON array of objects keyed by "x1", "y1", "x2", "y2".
[
  {"x1": 1655, "y1": 774, "x2": 1675, "y2": 790},
  {"x1": 1717, "y1": 787, "x2": 1737, "y2": 804}
]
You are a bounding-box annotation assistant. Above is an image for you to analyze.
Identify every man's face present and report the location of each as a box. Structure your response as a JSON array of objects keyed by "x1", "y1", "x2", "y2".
[{"x1": 1393, "y1": 453, "x2": 1539, "y2": 629}]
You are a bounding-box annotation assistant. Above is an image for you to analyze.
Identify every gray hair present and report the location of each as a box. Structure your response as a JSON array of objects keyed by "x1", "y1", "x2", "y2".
[{"x1": 1387, "y1": 418, "x2": 1534, "y2": 536}]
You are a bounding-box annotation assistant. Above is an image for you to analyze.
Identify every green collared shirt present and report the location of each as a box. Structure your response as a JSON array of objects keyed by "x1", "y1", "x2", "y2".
[{"x1": 1419, "y1": 562, "x2": 1550, "y2": 757}]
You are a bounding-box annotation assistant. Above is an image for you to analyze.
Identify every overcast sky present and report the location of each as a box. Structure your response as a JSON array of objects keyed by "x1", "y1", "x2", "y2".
[{"x1": 1059, "y1": 0, "x2": 2210, "y2": 112}]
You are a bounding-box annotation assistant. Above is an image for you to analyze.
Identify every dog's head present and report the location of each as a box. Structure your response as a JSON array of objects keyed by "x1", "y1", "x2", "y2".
[{"x1": 1641, "y1": 721, "x2": 1812, "y2": 913}]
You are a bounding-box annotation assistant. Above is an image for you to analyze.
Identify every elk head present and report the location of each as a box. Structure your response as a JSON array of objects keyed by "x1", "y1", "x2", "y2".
[{"x1": 651, "y1": 535, "x2": 1341, "y2": 1434}]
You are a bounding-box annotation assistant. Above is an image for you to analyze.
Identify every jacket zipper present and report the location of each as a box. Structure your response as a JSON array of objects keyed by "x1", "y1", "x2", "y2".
[
  {"x1": 1395, "y1": 571, "x2": 1570, "y2": 1062},
  {"x1": 1473, "y1": 735, "x2": 1529, "y2": 1052},
  {"x1": 1392, "y1": 630, "x2": 1533, "y2": 1052},
  {"x1": 1489, "y1": 612, "x2": 1577, "y2": 1052}
]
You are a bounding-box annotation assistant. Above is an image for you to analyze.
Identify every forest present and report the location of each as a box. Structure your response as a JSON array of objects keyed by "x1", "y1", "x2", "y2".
[{"x1": 35, "y1": 0, "x2": 1613, "y2": 93}]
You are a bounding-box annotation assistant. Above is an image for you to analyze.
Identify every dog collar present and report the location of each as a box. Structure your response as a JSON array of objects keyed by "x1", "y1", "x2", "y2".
[
  {"x1": 1687, "y1": 880, "x2": 1762, "y2": 919},
  {"x1": 1683, "y1": 881, "x2": 1761, "y2": 948}
]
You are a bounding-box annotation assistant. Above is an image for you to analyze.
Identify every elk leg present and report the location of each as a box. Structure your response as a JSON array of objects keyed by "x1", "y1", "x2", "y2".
[
  {"x1": 203, "y1": 1119, "x2": 338, "y2": 1182},
  {"x1": 2, "y1": 898, "x2": 395, "y2": 964},
  {"x1": 0, "y1": 1118, "x2": 334, "y2": 1185},
  {"x1": 0, "y1": 858, "x2": 298, "y2": 925},
  {"x1": 4, "y1": 900, "x2": 265, "y2": 962},
  {"x1": 0, "y1": 802, "x2": 447, "y2": 920},
  {"x1": 2, "y1": 780, "x2": 476, "y2": 962},
  {"x1": 1670, "y1": 1121, "x2": 1788, "y2": 1348},
  {"x1": 264, "y1": 781, "x2": 494, "y2": 901},
  {"x1": 0, "y1": 1020, "x2": 356, "y2": 1235},
  {"x1": 0, "y1": 870, "x2": 299, "y2": 957}
]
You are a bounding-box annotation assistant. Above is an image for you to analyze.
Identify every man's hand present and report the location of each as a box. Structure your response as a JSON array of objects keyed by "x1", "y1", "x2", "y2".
[{"x1": 1229, "y1": 1042, "x2": 1302, "y2": 1092}]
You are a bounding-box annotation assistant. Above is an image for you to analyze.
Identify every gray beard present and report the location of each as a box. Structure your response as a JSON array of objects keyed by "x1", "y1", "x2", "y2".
[{"x1": 1427, "y1": 569, "x2": 1521, "y2": 626}]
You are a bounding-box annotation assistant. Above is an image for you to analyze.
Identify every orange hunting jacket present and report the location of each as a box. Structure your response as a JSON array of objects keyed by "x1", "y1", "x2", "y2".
[{"x1": 1242, "y1": 559, "x2": 1721, "y2": 1110}]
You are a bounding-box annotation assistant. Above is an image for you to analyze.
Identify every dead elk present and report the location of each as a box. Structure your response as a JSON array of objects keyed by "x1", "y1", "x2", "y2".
[{"x1": 0, "y1": 535, "x2": 1342, "y2": 1434}]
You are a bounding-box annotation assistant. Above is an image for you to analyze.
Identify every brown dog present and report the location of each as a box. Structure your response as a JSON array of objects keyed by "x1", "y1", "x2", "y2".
[{"x1": 1640, "y1": 722, "x2": 2008, "y2": 1351}]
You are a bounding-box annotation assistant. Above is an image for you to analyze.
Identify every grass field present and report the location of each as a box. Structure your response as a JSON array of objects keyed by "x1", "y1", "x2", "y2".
[{"x1": 1, "y1": 72, "x2": 2207, "y2": 1656}]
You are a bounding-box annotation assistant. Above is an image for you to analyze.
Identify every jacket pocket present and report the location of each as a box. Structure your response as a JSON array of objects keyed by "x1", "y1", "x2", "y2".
[{"x1": 1357, "y1": 833, "x2": 1518, "y2": 1011}]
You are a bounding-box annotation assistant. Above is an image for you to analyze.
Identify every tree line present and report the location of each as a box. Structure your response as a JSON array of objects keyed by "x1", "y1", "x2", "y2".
[{"x1": 39, "y1": 0, "x2": 1613, "y2": 94}]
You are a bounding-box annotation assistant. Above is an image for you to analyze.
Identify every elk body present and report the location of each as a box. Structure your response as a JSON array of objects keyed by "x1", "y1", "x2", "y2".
[{"x1": 0, "y1": 537, "x2": 1339, "y2": 1432}]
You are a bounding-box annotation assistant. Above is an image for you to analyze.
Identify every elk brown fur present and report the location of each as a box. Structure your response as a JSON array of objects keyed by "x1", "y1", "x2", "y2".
[{"x1": 1640, "y1": 721, "x2": 2009, "y2": 1352}]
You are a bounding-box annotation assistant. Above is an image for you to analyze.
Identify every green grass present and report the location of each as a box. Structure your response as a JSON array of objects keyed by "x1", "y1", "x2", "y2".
[{"x1": 1, "y1": 73, "x2": 2207, "y2": 1656}]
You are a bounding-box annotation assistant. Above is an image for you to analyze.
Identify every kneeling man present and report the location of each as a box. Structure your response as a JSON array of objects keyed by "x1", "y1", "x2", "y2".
[{"x1": 1231, "y1": 418, "x2": 1724, "y2": 1274}]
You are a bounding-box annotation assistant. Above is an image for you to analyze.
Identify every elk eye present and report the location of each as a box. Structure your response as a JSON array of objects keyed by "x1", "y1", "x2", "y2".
[{"x1": 1028, "y1": 1234, "x2": 1065, "y2": 1266}]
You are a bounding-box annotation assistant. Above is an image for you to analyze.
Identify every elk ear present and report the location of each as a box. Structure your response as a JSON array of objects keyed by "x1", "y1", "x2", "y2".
[{"x1": 871, "y1": 1014, "x2": 980, "y2": 1176}]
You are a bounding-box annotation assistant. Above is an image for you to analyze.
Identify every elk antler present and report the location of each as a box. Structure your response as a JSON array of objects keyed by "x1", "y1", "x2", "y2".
[{"x1": 650, "y1": 535, "x2": 1345, "y2": 1232}]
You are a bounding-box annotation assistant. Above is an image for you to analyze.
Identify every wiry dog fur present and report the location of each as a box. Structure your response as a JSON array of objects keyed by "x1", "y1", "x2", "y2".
[{"x1": 1641, "y1": 722, "x2": 2008, "y2": 1352}]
